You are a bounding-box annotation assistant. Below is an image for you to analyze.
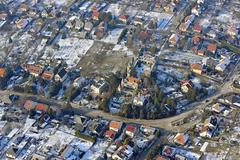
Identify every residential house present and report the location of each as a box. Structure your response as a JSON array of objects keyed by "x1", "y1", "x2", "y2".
[
  {"x1": 0, "y1": 68, "x2": 5, "y2": 78},
  {"x1": 202, "y1": 57, "x2": 218, "y2": 69},
  {"x1": 227, "y1": 26, "x2": 238, "y2": 37},
  {"x1": 112, "y1": 145, "x2": 134, "y2": 160},
  {"x1": 35, "y1": 103, "x2": 48, "y2": 112},
  {"x1": 180, "y1": 80, "x2": 194, "y2": 93},
  {"x1": 190, "y1": 63, "x2": 202, "y2": 75},
  {"x1": 191, "y1": 5, "x2": 201, "y2": 16},
  {"x1": 31, "y1": 153, "x2": 47, "y2": 160},
  {"x1": 91, "y1": 79, "x2": 108, "y2": 95},
  {"x1": 6, "y1": 146, "x2": 19, "y2": 159},
  {"x1": 119, "y1": 76, "x2": 140, "y2": 91},
  {"x1": 207, "y1": 44, "x2": 217, "y2": 54},
  {"x1": 133, "y1": 94, "x2": 146, "y2": 106},
  {"x1": 134, "y1": 16, "x2": 144, "y2": 26},
  {"x1": 162, "y1": 145, "x2": 176, "y2": 157},
  {"x1": 0, "y1": 11, "x2": 7, "y2": 20},
  {"x1": 109, "y1": 121, "x2": 122, "y2": 133},
  {"x1": 215, "y1": 57, "x2": 230, "y2": 72},
  {"x1": 105, "y1": 130, "x2": 116, "y2": 141},
  {"x1": 155, "y1": 155, "x2": 170, "y2": 160},
  {"x1": 21, "y1": 64, "x2": 43, "y2": 77},
  {"x1": 118, "y1": 15, "x2": 128, "y2": 24},
  {"x1": 164, "y1": 2, "x2": 176, "y2": 12},
  {"x1": 197, "y1": 50, "x2": 205, "y2": 56},
  {"x1": 199, "y1": 116, "x2": 219, "y2": 138},
  {"x1": 192, "y1": 35, "x2": 201, "y2": 45},
  {"x1": 84, "y1": 21, "x2": 93, "y2": 32},
  {"x1": 125, "y1": 125, "x2": 136, "y2": 138},
  {"x1": 173, "y1": 133, "x2": 189, "y2": 146},
  {"x1": 92, "y1": 11, "x2": 100, "y2": 20},
  {"x1": 193, "y1": 23, "x2": 201, "y2": 33},
  {"x1": 169, "y1": 33, "x2": 179, "y2": 45},
  {"x1": 75, "y1": 19, "x2": 84, "y2": 30},
  {"x1": 18, "y1": 3, "x2": 28, "y2": 12},
  {"x1": 41, "y1": 70, "x2": 54, "y2": 80},
  {"x1": 179, "y1": 14, "x2": 195, "y2": 32},
  {"x1": 212, "y1": 103, "x2": 225, "y2": 113},
  {"x1": 15, "y1": 18, "x2": 30, "y2": 29},
  {"x1": 55, "y1": 68, "x2": 68, "y2": 82},
  {"x1": 23, "y1": 100, "x2": 36, "y2": 111}
]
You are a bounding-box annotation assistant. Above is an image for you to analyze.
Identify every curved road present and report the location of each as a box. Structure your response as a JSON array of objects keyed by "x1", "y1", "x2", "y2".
[{"x1": 0, "y1": 63, "x2": 239, "y2": 132}]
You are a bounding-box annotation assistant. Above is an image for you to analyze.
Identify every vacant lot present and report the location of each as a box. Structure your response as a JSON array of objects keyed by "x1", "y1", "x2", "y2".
[{"x1": 78, "y1": 41, "x2": 134, "y2": 76}]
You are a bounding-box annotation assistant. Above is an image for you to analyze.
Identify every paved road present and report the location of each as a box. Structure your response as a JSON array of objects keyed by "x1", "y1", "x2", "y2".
[{"x1": 0, "y1": 63, "x2": 239, "y2": 132}]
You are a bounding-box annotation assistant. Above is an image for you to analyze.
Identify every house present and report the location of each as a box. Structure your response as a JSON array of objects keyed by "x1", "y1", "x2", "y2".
[
  {"x1": 202, "y1": 57, "x2": 218, "y2": 69},
  {"x1": 179, "y1": 14, "x2": 195, "y2": 32},
  {"x1": 66, "y1": 20, "x2": 73, "y2": 29},
  {"x1": 134, "y1": 16, "x2": 144, "y2": 26},
  {"x1": 192, "y1": 35, "x2": 201, "y2": 45},
  {"x1": 23, "y1": 100, "x2": 36, "y2": 111},
  {"x1": 0, "y1": 68, "x2": 5, "y2": 77},
  {"x1": 55, "y1": 68, "x2": 68, "y2": 82},
  {"x1": 18, "y1": 3, "x2": 29, "y2": 12},
  {"x1": 180, "y1": 80, "x2": 194, "y2": 93},
  {"x1": 227, "y1": 26, "x2": 238, "y2": 37},
  {"x1": 118, "y1": 15, "x2": 128, "y2": 23},
  {"x1": 92, "y1": 11, "x2": 100, "y2": 20},
  {"x1": 0, "y1": 11, "x2": 7, "y2": 20},
  {"x1": 155, "y1": 155, "x2": 170, "y2": 160},
  {"x1": 193, "y1": 23, "x2": 201, "y2": 33},
  {"x1": 31, "y1": 153, "x2": 47, "y2": 160},
  {"x1": 112, "y1": 145, "x2": 133, "y2": 160},
  {"x1": 133, "y1": 94, "x2": 146, "y2": 106},
  {"x1": 164, "y1": 3, "x2": 176, "y2": 12},
  {"x1": 21, "y1": 64, "x2": 43, "y2": 77},
  {"x1": 91, "y1": 79, "x2": 108, "y2": 95},
  {"x1": 199, "y1": 116, "x2": 218, "y2": 138},
  {"x1": 15, "y1": 18, "x2": 30, "y2": 29},
  {"x1": 105, "y1": 130, "x2": 116, "y2": 140},
  {"x1": 169, "y1": 33, "x2": 179, "y2": 45},
  {"x1": 173, "y1": 133, "x2": 189, "y2": 146},
  {"x1": 109, "y1": 121, "x2": 122, "y2": 133},
  {"x1": 84, "y1": 21, "x2": 93, "y2": 32},
  {"x1": 215, "y1": 57, "x2": 230, "y2": 72},
  {"x1": 190, "y1": 63, "x2": 202, "y2": 75},
  {"x1": 75, "y1": 19, "x2": 84, "y2": 30},
  {"x1": 41, "y1": 70, "x2": 54, "y2": 80},
  {"x1": 207, "y1": 44, "x2": 217, "y2": 54},
  {"x1": 191, "y1": 5, "x2": 202, "y2": 16},
  {"x1": 212, "y1": 103, "x2": 225, "y2": 113},
  {"x1": 197, "y1": 50, "x2": 205, "y2": 56},
  {"x1": 162, "y1": 145, "x2": 176, "y2": 157},
  {"x1": 140, "y1": 125, "x2": 156, "y2": 137},
  {"x1": 6, "y1": 146, "x2": 19, "y2": 159},
  {"x1": 35, "y1": 103, "x2": 48, "y2": 112},
  {"x1": 125, "y1": 125, "x2": 136, "y2": 138},
  {"x1": 120, "y1": 76, "x2": 140, "y2": 91}
]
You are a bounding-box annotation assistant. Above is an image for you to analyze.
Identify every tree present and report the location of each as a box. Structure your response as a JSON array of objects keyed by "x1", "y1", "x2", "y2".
[
  {"x1": 49, "y1": 81, "x2": 62, "y2": 97},
  {"x1": 99, "y1": 98, "x2": 109, "y2": 112},
  {"x1": 186, "y1": 88, "x2": 197, "y2": 101}
]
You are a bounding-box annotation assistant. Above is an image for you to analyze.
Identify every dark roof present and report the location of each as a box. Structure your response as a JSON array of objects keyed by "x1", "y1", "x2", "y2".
[{"x1": 57, "y1": 68, "x2": 67, "y2": 78}]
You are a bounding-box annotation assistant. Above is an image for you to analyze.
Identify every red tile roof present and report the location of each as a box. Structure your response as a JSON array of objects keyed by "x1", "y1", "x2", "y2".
[
  {"x1": 207, "y1": 44, "x2": 217, "y2": 53},
  {"x1": 126, "y1": 125, "x2": 136, "y2": 133},
  {"x1": 23, "y1": 100, "x2": 35, "y2": 110},
  {"x1": 109, "y1": 121, "x2": 122, "y2": 130},
  {"x1": 0, "y1": 68, "x2": 5, "y2": 77},
  {"x1": 35, "y1": 103, "x2": 48, "y2": 112},
  {"x1": 105, "y1": 130, "x2": 116, "y2": 138},
  {"x1": 193, "y1": 23, "x2": 201, "y2": 33}
]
